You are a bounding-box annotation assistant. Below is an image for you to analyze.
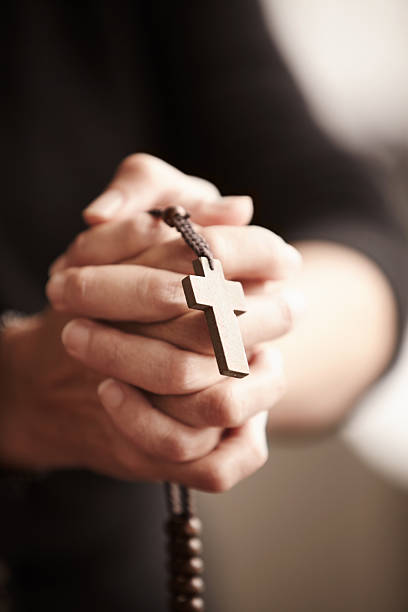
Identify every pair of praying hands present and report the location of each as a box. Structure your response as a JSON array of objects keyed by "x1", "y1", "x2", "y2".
[{"x1": 0, "y1": 155, "x2": 303, "y2": 491}]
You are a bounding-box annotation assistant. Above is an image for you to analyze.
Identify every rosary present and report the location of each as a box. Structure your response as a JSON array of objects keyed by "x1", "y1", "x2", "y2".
[{"x1": 149, "y1": 206, "x2": 249, "y2": 611}]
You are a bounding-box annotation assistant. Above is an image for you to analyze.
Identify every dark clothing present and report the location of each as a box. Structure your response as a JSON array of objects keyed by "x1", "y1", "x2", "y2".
[
  {"x1": 2, "y1": 475, "x2": 166, "y2": 611},
  {"x1": 1, "y1": 1, "x2": 407, "y2": 610}
]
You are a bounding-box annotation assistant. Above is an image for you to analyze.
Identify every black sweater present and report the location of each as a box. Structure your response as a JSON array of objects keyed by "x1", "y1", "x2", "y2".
[{"x1": 1, "y1": 1, "x2": 407, "y2": 610}]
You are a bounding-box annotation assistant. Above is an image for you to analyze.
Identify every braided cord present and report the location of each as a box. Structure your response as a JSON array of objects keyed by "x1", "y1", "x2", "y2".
[{"x1": 149, "y1": 206, "x2": 214, "y2": 269}]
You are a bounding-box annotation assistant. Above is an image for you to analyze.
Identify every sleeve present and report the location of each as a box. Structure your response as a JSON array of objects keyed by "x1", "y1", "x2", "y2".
[{"x1": 143, "y1": 0, "x2": 408, "y2": 353}]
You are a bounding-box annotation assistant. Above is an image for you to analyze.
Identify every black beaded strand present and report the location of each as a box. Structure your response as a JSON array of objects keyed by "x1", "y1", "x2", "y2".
[
  {"x1": 150, "y1": 207, "x2": 208, "y2": 611},
  {"x1": 165, "y1": 486, "x2": 205, "y2": 612}
]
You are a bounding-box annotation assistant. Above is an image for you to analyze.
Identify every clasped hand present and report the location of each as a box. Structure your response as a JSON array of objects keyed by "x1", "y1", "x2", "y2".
[{"x1": 1, "y1": 155, "x2": 303, "y2": 491}]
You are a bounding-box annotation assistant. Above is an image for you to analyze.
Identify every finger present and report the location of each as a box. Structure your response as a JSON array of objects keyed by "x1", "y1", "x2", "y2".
[
  {"x1": 46, "y1": 265, "x2": 187, "y2": 322},
  {"x1": 126, "y1": 288, "x2": 305, "y2": 355},
  {"x1": 49, "y1": 214, "x2": 175, "y2": 273},
  {"x1": 84, "y1": 154, "x2": 218, "y2": 224},
  {"x1": 152, "y1": 346, "x2": 285, "y2": 428},
  {"x1": 133, "y1": 225, "x2": 302, "y2": 281},
  {"x1": 163, "y1": 411, "x2": 269, "y2": 492},
  {"x1": 181, "y1": 194, "x2": 253, "y2": 227},
  {"x1": 82, "y1": 153, "x2": 253, "y2": 226},
  {"x1": 61, "y1": 318, "x2": 222, "y2": 395},
  {"x1": 98, "y1": 379, "x2": 222, "y2": 463},
  {"x1": 50, "y1": 195, "x2": 253, "y2": 275}
]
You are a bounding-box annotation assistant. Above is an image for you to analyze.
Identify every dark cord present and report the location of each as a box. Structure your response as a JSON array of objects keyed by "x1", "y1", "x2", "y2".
[{"x1": 149, "y1": 206, "x2": 214, "y2": 270}]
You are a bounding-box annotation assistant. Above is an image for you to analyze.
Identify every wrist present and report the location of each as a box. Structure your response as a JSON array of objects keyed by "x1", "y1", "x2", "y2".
[{"x1": 0, "y1": 313, "x2": 43, "y2": 470}]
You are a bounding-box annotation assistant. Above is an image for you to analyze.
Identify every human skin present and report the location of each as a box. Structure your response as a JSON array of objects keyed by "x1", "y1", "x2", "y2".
[
  {"x1": 52, "y1": 154, "x2": 398, "y2": 436},
  {"x1": 268, "y1": 239, "x2": 397, "y2": 435},
  {"x1": 0, "y1": 155, "x2": 302, "y2": 492},
  {"x1": 0, "y1": 154, "x2": 397, "y2": 489}
]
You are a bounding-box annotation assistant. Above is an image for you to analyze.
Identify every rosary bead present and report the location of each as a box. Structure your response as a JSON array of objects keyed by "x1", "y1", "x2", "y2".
[
  {"x1": 171, "y1": 575, "x2": 205, "y2": 595},
  {"x1": 184, "y1": 517, "x2": 202, "y2": 536},
  {"x1": 166, "y1": 516, "x2": 203, "y2": 537},
  {"x1": 170, "y1": 556, "x2": 204, "y2": 575},
  {"x1": 185, "y1": 537, "x2": 202, "y2": 556},
  {"x1": 168, "y1": 536, "x2": 203, "y2": 557},
  {"x1": 189, "y1": 598, "x2": 205, "y2": 612},
  {"x1": 172, "y1": 595, "x2": 205, "y2": 611}
]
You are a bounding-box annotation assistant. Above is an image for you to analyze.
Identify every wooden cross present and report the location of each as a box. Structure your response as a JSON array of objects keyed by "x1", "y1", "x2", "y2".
[{"x1": 182, "y1": 257, "x2": 249, "y2": 378}]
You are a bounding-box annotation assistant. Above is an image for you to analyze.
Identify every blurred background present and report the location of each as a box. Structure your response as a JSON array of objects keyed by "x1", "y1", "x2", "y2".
[{"x1": 199, "y1": 2, "x2": 408, "y2": 610}]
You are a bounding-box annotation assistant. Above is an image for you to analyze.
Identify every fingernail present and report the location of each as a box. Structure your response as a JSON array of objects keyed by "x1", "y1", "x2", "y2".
[
  {"x1": 61, "y1": 320, "x2": 91, "y2": 357},
  {"x1": 98, "y1": 379, "x2": 124, "y2": 412},
  {"x1": 282, "y1": 288, "x2": 307, "y2": 320},
  {"x1": 285, "y1": 244, "x2": 303, "y2": 268},
  {"x1": 84, "y1": 190, "x2": 123, "y2": 220},
  {"x1": 48, "y1": 254, "x2": 67, "y2": 276},
  {"x1": 46, "y1": 272, "x2": 65, "y2": 306}
]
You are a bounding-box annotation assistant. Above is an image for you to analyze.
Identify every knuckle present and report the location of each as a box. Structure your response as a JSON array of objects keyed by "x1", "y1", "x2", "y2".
[
  {"x1": 250, "y1": 440, "x2": 269, "y2": 471},
  {"x1": 90, "y1": 329, "x2": 121, "y2": 373},
  {"x1": 146, "y1": 270, "x2": 180, "y2": 309},
  {"x1": 244, "y1": 425, "x2": 269, "y2": 476},
  {"x1": 275, "y1": 362, "x2": 287, "y2": 398},
  {"x1": 123, "y1": 217, "x2": 143, "y2": 248},
  {"x1": 201, "y1": 227, "x2": 226, "y2": 260},
  {"x1": 277, "y1": 294, "x2": 294, "y2": 332},
  {"x1": 261, "y1": 347, "x2": 287, "y2": 402},
  {"x1": 203, "y1": 463, "x2": 234, "y2": 494},
  {"x1": 133, "y1": 267, "x2": 151, "y2": 313},
  {"x1": 159, "y1": 276, "x2": 183, "y2": 308},
  {"x1": 73, "y1": 231, "x2": 86, "y2": 252},
  {"x1": 249, "y1": 225, "x2": 282, "y2": 261},
  {"x1": 159, "y1": 431, "x2": 195, "y2": 464},
  {"x1": 204, "y1": 388, "x2": 242, "y2": 428},
  {"x1": 68, "y1": 232, "x2": 87, "y2": 261},
  {"x1": 195, "y1": 327, "x2": 214, "y2": 355},
  {"x1": 188, "y1": 175, "x2": 220, "y2": 200},
  {"x1": 274, "y1": 372, "x2": 287, "y2": 403},
  {"x1": 166, "y1": 352, "x2": 196, "y2": 394},
  {"x1": 184, "y1": 315, "x2": 213, "y2": 355},
  {"x1": 64, "y1": 267, "x2": 93, "y2": 306},
  {"x1": 119, "y1": 153, "x2": 160, "y2": 178},
  {"x1": 133, "y1": 267, "x2": 170, "y2": 317},
  {"x1": 248, "y1": 225, "x2": 277, "y2": 249},
  {"x1": 123, "y1": 216, "x2": 140, "y2": 237}
]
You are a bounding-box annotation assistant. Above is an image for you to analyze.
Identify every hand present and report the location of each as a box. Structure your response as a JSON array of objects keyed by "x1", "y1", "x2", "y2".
[
  {"x1": 2, "y1": 151, "x2": 303, "y2": 491},
  {"x1": 0, "y1": 309, "x2": 270, "y2": 491},
  {"x1": 46, "y1": 227, "x2": 302, "y2": 490},
  {"x1": 48, "y1": 152, "x2": 395, "y2": 444},
  {"x1": 47, "y1": 222, "x2": 301, "y2": 390},
  {"x1": 47, "y1": 150, "x2": 303, "y2": 426},
  {"x1": 45, "y1": 153, "x2": 304, "y2": 491},
  {"x1": 49, "y1": 153, "x2": 253, "y2": 274}
]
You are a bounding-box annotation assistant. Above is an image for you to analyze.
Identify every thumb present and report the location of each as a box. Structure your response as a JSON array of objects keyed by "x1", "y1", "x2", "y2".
[{"x1": 83, "y1": 153, "x2": 252, "y2": 227}]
